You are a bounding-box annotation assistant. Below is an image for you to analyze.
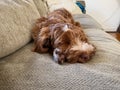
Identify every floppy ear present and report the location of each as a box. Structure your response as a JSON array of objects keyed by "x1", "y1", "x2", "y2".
[
  {"x1": 33, "y1": 40, "x2": 49, "y2": 53},
  {"x1": 62, "y1": 30, "x2": 75, "y2": 45},
  {"x1": 32, "y1": 39, "x2": 43, "y2": 53},
  {"x1": 54, "y1": 31, "x2": 71, "y2": 47},
  {"x1": 33, "y1": 27, "x2": 51, "y2": 53},
  {"x1": 62, "y1": 31, "x2": 71, "y2": 44}
]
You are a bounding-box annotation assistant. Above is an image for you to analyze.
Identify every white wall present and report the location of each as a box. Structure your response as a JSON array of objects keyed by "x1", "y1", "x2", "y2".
[{"x1": 85, "y1": 0, "x2": 120, "y2": 31}]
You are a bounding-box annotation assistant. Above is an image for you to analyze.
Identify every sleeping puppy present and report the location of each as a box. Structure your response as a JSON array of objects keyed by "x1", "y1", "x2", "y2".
[
  {"x1": 32, "y1": 8, "x2": 96, "y2": 64},
  {"x1": 32, "y1": 8, "x2": 80, "y2": 53},
  {"x1": 50, "y1": 23, "x2": 96, "y2": 64}
]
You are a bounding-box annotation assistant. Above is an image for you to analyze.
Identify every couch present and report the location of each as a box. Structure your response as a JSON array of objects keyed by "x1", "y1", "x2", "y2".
[{"x1": 0, "y1": 0, "x2": 120, "y2": 90}]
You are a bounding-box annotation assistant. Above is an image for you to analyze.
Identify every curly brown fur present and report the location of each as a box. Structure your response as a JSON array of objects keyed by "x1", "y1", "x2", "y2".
[
  {"x1": 32, "y1": 8, "x2": 96, "y2": 64},
  {"x1": 50, "y1": 23, "x2": 95, "y2": 64},
  {"x1": 32, "y1": 8, "x2": 80, "y2": 53}
]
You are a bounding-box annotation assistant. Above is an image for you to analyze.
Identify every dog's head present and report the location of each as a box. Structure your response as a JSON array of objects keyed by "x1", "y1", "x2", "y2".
[
  {"x1": 53, "y1": 42, "x2": 96, "y2": 64},
  {"x1": 66, "y1": 42, "x2": 96, "y2": 63}
]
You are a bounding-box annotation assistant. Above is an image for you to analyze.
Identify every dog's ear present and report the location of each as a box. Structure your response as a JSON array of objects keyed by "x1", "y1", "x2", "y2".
[
  {"x1": 54, "y1": 31, "x2": 71, "y2": 48},
  {"x1": 32, "y1": 40, "x2": 42, "y2": 53},
  {"x1": 33, "y1": 40, "x2": 49, "y2": 53},
  {"x1": 62, "y1": 31, "x2": 71, "y2": 44},
  {"x1": 62, "y1": 30, "x2": 75, "y2": 45},
  {"x1": 33, "y1": 27, "x2": 51, "y2": 53}
]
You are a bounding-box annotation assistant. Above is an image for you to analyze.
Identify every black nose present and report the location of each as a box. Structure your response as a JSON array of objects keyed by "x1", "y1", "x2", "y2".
[
  {"x1": 80, "y1": 54, "x2": 89, "y2": 60},
  {"x1": 58, "y1": 60, "x2": 63, "y2": 64},
  {"x1": 58, "y1": 55, "x2": 65, "y2": 64}
]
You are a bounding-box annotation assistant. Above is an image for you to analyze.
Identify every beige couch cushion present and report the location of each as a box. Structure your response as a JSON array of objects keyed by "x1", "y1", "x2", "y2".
[
  {"x1": 45, "y1": 0, "x2": 82, "y2": 14},
  {"x1": 33, "y1": 0, "x2": 49, "y2": 16},
  {"x1": 0, "y1": 0, "x2": 40, "y2": 58},
  {"x1": 0, "y1": 28, "x2": 120, "y2": 89}
]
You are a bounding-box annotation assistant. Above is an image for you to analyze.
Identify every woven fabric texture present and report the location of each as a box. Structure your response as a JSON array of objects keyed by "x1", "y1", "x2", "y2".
[
  {"x1": 0, "y1": 0, "x2": 40, "y2": 58},
  {"x1": 0, "y1": 15, "x2": 120, "y2": 89},
  {"x1": 33, "y1": 0, "x2": 49, "y2": 16},
  {"x1": 0, "y1": 0, "x2": 120, "y2": 89},
  {"x1": 74, "y1": 14, "x2": 102, "y2": 29}
]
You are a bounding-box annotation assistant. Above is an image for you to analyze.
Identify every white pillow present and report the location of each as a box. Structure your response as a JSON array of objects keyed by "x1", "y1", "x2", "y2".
[
  {"x1": 46, "y1": 0, "x2": 82, "y2": 14},
  {"x1": 85, "y1": 0, "x2": 120, "y2": 31},
  {"x1": 0, "y1": 0, "x2": 40, "y2": 58}
]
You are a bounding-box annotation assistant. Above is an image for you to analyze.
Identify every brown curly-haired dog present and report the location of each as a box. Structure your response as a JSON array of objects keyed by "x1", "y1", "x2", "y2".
[
  {"x1": 50, "y1": 23, "x2": 95, "y2": 64},
  {"x1": 32, "y1": 8, "x2": 96, "y2": 64},
  {"x1": 32, "y1": 8, "x2": 80, "y2": 53}
]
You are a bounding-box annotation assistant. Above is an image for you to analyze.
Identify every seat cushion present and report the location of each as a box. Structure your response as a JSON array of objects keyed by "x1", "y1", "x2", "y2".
[
  {"x1": 73, "y1": 14, "x2": 102, "y2": 29},
  {"x1": 0, "y1": 28, "x2": 120, "y2": 90},
  {"x1": 0, "y1": 0, "x2": 40, "y2": 58}
]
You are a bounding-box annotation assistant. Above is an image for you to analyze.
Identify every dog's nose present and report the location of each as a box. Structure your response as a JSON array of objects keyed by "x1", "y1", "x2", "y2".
[
  {"x1": 58, "y1": 55, "x2": 65, "y2": 64},
  {"x1": 58, "y1": 60, "x2": 63, "y2": 64},
  {"x1": 80, "y1": 54, "x2": 89, "y2": 60}
]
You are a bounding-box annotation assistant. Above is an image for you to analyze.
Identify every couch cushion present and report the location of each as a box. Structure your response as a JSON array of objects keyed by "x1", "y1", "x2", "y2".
[
  {"x1": 0, "y1": 28, "x2": 120, "y2": 90},
  {"x1": 73, "y1": 14, "x2": 102, "y2": 29},
  {"x1": 33, "y1": 0, "x2": 49, "y2": 16},
  {"x1": 45, "y1": 0, "x2": 82, "y2": 14},
  {"x1": 0, "y1": 0, "x2": 40, "y2": 58}
]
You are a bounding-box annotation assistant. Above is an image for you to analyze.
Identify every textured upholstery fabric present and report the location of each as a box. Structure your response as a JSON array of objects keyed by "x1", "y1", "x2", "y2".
[
  {"x1": 33, "y1": 0, "x2": 49, "y2": 16},
  {"x1": 0, "y1": 0, "x2": 40, "y2": 58},
  {"x1": 73, "y1": 14, "x2": 102, "y2": 29},
  {"x1": 45, "y1": 0, "x2": 82, "y2": 14},
  {"x1": 0, "y1": 1, "x2": 120, "y2": 89},
  {"x1": 0, "y1": 28, "x2": 120, "y2": 90}
]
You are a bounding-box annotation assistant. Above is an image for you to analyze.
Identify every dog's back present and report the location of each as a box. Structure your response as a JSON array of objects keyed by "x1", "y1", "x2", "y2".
[{"x1": 48, "y1": 8, "x2": 80, "y2": 26}]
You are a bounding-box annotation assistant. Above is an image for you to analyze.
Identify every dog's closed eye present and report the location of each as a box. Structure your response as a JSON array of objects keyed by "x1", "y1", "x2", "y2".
[{"x1": 79, "y1": 54, "x2": 89, "y2": 60}]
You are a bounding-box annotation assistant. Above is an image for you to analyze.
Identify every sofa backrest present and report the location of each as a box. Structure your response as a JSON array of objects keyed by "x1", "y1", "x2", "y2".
[{"x1": 0, "y1": 0, "x2": 42, "y2": 58}]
